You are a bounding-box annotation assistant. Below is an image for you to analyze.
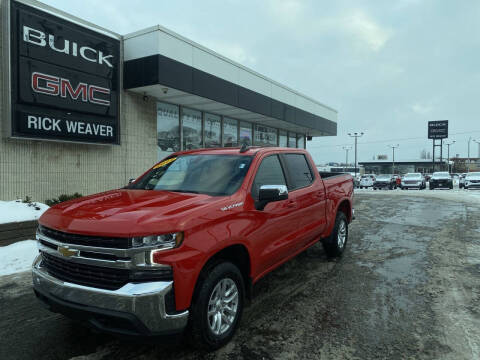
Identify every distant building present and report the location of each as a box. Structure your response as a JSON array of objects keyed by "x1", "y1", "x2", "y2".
[
  {"x1": 450, "y1": 158, "x2": 480, "y2": 173},
  {"x1": 358, "y1": 159, "x2": 447, "y2": 174}
]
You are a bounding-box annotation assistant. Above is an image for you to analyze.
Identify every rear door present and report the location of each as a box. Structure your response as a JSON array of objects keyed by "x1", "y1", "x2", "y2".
[{"x1": 281, "y1": 153, "x2": 327, "y2": 249}]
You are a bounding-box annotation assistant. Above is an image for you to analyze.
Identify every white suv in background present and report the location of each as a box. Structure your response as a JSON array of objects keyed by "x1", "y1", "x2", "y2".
[
  {"x1": 359, "y1": 174, "x2": 376, "y2": 189},
  {"x1": 401, "y1": 173, "x2": 426, "y2": 190},
  {"x1": 465, "y1": 172, "x2": 480, "y2": 190}
]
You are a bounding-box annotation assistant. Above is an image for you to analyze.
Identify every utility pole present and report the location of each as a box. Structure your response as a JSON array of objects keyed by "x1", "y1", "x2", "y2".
[
  {"x1": 473, "y1": 139, "x2": 480, "y2": 172},
  {"x1": 388, "y1": 144, "x2": 399, "y2": 174},
  {"x1": 468, "y1": 137, "x2": 472, "y2": 172},
  {"x1": 445, "y1": 140, "x2": 455, "y2": 173},
  {"x1": 342, "y1": 146, "x2": 352, "y2": 172},
  {"x1": 348, "y1": 132, "x2": 364, "y2": 179}
]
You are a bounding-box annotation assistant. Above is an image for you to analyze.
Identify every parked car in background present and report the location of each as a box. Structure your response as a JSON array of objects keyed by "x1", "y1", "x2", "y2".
[
  {"x1": 359, "y1": 174, "x2": 376, "y2": 189},
  {"x1": 464, "y1": 172, "x2": 480, "y2": 190},
  {"x1": 395, "y1": 175, "x2": 402, "y2": 188},
  {"x1": 401, "y1": 173, "x2": 426, "y2": 190},
  {"x1": 373, "y1": 174, "x2": 396, "y2": 190},
  {"x1": 459, "y1": 173, "x2": 467, "y2": 188},
  {"x1": 429, "y1": 172, "x2": 453, "y2": 190}
]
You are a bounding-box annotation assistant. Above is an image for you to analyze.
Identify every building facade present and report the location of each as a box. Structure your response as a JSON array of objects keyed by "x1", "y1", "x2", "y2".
[{"x1": 0, "y1": 0, "x2": 337, "y2": 202}]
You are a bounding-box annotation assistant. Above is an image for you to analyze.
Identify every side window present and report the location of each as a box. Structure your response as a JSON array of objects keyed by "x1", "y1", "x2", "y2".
[
  {"x1": 283, "y1": 154, "x2": 314, "y2": 190},
  {"x1": 251, "y1": 155, "x2": 287, "y2": 199}
]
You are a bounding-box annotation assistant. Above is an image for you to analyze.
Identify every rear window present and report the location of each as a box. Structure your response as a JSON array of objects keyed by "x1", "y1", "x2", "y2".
[{"x1": 283, "y1": 154, "x2": 314, "y2": 190}]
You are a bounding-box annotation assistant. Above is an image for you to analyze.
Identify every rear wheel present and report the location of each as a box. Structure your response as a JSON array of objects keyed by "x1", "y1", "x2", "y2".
[
  {"x1": 322, "y1": 212, "x2": 348, "y2": 258},
  {"x1": 189, "y1": 262, "x2": 244, "y2": 350}
]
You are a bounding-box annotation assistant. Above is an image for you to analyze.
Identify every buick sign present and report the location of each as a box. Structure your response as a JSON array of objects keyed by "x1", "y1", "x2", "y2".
[
  {"x1": 10, "y1": 1, "x2": 120, "y2": 144},
  {"x1": 428, "y1": 120, "x2": 448, "y2": 140}
]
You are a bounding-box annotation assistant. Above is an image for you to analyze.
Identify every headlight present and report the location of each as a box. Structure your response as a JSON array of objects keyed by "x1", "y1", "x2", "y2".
[{"x1": 132, "y1": 232, "x2": 184, "y2": 250}]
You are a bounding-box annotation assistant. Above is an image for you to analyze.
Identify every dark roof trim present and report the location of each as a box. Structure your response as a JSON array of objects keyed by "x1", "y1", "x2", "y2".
[{"x1": 123, "y1": 54, "x2": 337, "y2": 136}]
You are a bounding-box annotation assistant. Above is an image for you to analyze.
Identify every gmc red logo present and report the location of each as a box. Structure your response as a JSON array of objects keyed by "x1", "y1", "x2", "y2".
[{"x1": 31, "y1": 72, "x2": 110, "y2": 106}]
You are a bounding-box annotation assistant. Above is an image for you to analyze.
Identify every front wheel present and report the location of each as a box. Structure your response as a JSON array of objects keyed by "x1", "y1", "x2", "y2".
[
  {"x1": 322, "y1": 212, "x2": 348, "y2": 258},
  {"x1": 189, "y1": 262, "x2": 244, "y2": 350}
]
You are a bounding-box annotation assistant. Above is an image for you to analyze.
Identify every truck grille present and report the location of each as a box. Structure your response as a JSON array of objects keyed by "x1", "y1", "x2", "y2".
[
  {"x1": 404, "y1": 180, "x2": 418, "y2": 184},
  {"x1": 41, "y1": 252, "x2": 130, "y2": 290},
  {"x1": 39, "y1": 226, "x2": 131, "y2": 249}
]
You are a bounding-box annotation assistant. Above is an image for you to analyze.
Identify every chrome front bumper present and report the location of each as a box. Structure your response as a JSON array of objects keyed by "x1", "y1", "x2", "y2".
[{"x1": 32, "y1": 255, "x2": 189, "y2": 335}]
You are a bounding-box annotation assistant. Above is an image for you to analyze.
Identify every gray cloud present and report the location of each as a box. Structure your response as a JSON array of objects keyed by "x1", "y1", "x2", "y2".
[{"x1": 41, "y1": 0, "x2": 480, "y2": 162}]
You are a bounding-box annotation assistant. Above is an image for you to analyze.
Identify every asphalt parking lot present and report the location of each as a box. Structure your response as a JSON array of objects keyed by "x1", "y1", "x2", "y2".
[{"x1": 1, "y1": 192, "x2": 479, "y2": 360}]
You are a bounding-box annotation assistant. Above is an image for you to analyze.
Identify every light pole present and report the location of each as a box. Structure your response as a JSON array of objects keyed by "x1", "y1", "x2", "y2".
[
  {"x1": 474, "y1": 139, "x2": 480, "y2": 161},
  {"x1": 388, "y1": 144, "x2": 399, "y2": 174},
  {"x1": 342, "y1": 146, "x2": 352, "y2": 172},
  {"x1": 468, "y1": 137, "x2": 472, "y2": 172},
  {"x1": 348, "y1": 132, "x2": 364, "y2": 179},
  {"x1": 445, "y1": 140, "x2": 455, "y2": 173}
]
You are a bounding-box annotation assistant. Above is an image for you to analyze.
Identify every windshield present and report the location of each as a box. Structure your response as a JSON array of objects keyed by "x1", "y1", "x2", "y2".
[
  {"x1": 433, "y1": 172, "x2": 450, "y2": 178},
  {"x1": 376, "y1": 174, "x2": 391, "y2": 180},
  {"x1": 405, "y1": 173, "x2": 421, "y2": 179},
  {"x1": 466, "y1": 172, "x2": 480, "y2": 178},
  {"x1": 128, "y1": 154, "x2": 253, "y2": 196}
]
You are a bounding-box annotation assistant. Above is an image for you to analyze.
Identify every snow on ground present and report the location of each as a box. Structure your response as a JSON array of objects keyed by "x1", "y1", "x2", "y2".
[
  {"x1": 0, "y1": 200, "x2": 49, "y2": 224},
  {"x1": 0, "y1": 240, "x2": 38, "y2": 276},
  {"x1": 355, "y1": 187, "x2": 480, "y2": 203}
]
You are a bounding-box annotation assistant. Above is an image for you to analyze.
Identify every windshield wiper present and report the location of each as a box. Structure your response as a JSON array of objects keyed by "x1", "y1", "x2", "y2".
[{"x1": 167, "y1": 189, "x2": 201, "y2": 194}]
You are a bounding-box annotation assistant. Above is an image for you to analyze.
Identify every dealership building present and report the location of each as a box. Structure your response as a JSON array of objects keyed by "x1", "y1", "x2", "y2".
[{"x1": 0, "y1": 0, "x2": 337, "y2": 201}]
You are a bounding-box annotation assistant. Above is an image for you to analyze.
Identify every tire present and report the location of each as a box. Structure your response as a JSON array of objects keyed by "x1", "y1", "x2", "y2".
[
  {"x1": 373, "y1": 187, "x2": 377, "y2": 190},
  {"x1": 322, "y1": 212, "x2": 348, "y2": 258},
  {"x1": 189, "y1": 262, "x2": 245, "y2": 351}
]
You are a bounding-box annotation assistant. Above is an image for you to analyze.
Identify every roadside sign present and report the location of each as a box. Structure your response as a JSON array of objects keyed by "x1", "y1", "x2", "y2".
[{"x1": 428, "y1": 120, "x2": 448, "y2": 139}]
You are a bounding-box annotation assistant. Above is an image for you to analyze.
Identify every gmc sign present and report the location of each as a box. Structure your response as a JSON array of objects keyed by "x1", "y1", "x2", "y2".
[{"x1": 10, "y1": 1, "x2": 120, "y2": 144}]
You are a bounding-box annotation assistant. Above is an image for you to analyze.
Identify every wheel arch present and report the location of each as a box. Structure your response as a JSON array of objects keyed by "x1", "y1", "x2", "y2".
[{"x1": 192, "y1": 243, "x2": 253, "y2": 304}]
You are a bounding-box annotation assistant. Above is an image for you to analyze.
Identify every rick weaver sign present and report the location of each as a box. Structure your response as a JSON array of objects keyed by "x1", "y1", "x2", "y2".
[{"x1": 9, "y1": 1, "x2": 120, "y2": 144}]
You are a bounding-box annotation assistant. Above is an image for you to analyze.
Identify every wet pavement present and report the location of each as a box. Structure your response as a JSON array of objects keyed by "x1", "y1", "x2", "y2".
[{"x1": 1, "y1": 193, "x2": 479, "y2": 359}]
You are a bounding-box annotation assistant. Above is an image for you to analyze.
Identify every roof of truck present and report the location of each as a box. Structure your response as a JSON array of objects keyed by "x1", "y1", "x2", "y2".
[{"x1": 171, "y1": 146, "x2": 308, "y2": 156}]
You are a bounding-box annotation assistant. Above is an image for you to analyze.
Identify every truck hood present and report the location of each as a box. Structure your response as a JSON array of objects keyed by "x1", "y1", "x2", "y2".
[
  {"x1": 466, "y1": 176, "x2": 480, "y2": 181},
  {"x1": 39, "y1": 189, "x2": 224, "y2": 237}
]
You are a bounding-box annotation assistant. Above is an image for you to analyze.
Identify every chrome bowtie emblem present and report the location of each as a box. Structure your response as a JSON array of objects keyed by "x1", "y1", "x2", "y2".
[{"x1": 58, "y1": 246, "x2": 79, "y2": 257}]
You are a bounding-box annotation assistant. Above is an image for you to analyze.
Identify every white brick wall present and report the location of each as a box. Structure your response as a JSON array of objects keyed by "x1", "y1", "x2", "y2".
[{"x1": 0, "y1": 0, "x2": 158, "y2": 202}]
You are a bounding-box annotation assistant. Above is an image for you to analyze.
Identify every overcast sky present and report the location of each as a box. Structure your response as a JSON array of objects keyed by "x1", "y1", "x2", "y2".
[{"x1": 41, "y1": 0, "x2": 480, "y2": 164}]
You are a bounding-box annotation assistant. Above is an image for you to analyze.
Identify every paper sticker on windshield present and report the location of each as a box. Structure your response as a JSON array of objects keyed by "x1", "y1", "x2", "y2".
[{"x1": 153, "y1": 157, "x2": 177, "y2": 169}]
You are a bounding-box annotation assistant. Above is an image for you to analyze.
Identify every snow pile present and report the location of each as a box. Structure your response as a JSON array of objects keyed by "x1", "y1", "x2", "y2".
[
  {"x1": 0, "y1": 200, "x2": 49, "y2": 224},
  {"x1": 0, "y1": 240, "x2": 38, "y2": 276}
]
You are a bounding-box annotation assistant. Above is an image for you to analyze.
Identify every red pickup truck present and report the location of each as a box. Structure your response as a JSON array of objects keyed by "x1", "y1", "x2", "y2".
[{"x1": 33, "y1": 147, "x2": 354, "y2": 349}]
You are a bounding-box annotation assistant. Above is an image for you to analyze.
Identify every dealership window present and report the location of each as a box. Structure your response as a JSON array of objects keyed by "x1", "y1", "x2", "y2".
[
  {"x1": 288, "y1": 132, "x2": 297, "y2": 148},
  {"x1": 279, "y1": 130, "x2": 288, "y2": 147},
  {"x1": 182, "y1": 108, "x2": 202, "y2": 150},
  {"x1": 157, "y1": 102, "x2": 180, "y2": 160},
  {"x1": 254, "y1": 124, "x2": 277, "y2": 146},
  {"x1": 204, "y1": 113, "x2": 221, "y2": 148},
  {"x1": 223, "y1": 117, "x2": 238, "y2": 147},
  {"x1": 297, "y1": 134, "x2": 305, "y2": 149},
  {"x1": 239, "y1": 121, "x2": 252, "y2": 146}
]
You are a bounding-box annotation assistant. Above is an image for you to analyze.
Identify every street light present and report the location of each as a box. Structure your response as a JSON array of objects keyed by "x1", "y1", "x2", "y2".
[
  {"x1": 342, "y1": 146, "x2": 352, "y2": 172},
  {"x1": 468, "y1": 137, "x2": 472, "y2": 172},
  {"x1": 474, "y1": 139, "x2": 480, "y2": 161},
  {"x1": 445, "y1": 140, "x2": 455, "y2": 173},
  {"x1": 348, "y1": 132, "x2": 364, "y2": 179},
  {"x1": 388, "y1": 144, "x2": 399, "y2": 174}
]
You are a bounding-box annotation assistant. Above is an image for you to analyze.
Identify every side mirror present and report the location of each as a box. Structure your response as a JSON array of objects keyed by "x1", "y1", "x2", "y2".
[
  {"x1": 128, "y1": 178, "x2": 136, "y2": 184},
  {"x1": 257, "y1": 185, "x2": 288, "y2": 210}
]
